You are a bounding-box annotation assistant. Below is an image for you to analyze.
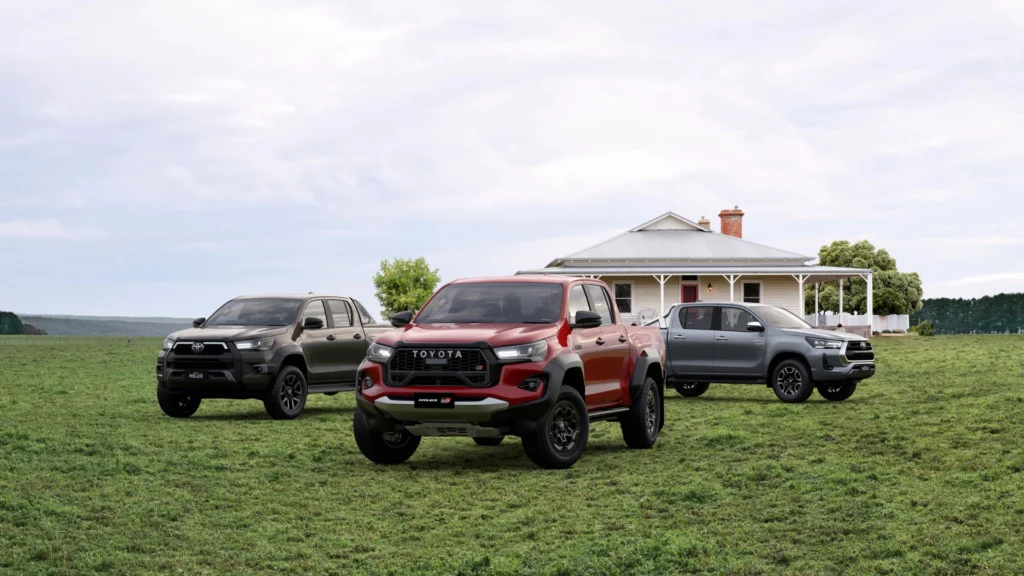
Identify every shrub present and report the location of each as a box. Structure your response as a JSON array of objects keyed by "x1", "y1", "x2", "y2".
[{"x1": 917, "y1": 320, "x2": 935, "y2": 337}]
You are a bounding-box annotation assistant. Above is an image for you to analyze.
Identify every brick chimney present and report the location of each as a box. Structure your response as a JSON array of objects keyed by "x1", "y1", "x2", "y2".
[
  {"x1": 697, "y1": 216, "x2": 711, "y2": 230},
  {"x1": 719, "y1": 206, "x2": 744, "y2": 238}
]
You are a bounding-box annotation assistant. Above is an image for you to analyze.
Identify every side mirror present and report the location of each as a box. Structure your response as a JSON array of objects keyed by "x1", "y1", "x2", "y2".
[
  {"x1": 390, "y1": 311, "x2": 413, "y2": 328},
  {"x1": 303, "y1": 317, "x2": 325, "y2": 330},
  {"x1": 746, "y1": 321, "x2": 765, "y2": 332},
  {"x1": 192, "y1": 317, "x2": 206, "y2": 328},
  {"x1": 572, "y1": 310, "x2": 603, "y2": 330}
]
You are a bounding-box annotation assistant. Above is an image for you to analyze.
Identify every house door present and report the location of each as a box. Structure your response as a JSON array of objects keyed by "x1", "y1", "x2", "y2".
[{"x1": 681, "y1": 284, "x2": 699, "y2": 304}]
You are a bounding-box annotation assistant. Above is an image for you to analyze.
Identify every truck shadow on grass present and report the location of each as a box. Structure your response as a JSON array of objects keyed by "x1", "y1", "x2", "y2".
[{"x1": 188, "y1": 405, "x2": 355, "y2": 421}]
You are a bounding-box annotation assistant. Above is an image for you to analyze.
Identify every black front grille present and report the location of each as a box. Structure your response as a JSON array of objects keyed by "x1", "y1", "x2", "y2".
[
  {"x1": 845, "y1": 341, "x2": 874, "y2": 361},
  {"x1": 173, "y1": 342, "x2": 230, "y2": 356},
  {"x1": 387, "y1": 347, "x2": 491, "y2": 387},
  {"x1": 167, "y1": 357, "x2": 234, "y2": 371}
]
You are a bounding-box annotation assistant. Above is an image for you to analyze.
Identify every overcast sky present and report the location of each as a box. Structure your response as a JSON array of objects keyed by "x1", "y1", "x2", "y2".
[{"x1": 1, "y1": 0, "x2": 1022, "y2": 317}]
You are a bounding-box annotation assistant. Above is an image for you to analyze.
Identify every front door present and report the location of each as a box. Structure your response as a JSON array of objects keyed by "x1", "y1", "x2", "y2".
[
  {"x1": 681, "y1": 284, "x2": 699, "y2": 304},
  {"x1": 668, "y1": 305, "x2": 716, "y2": 377},
  {"x1": 327, "y1": 299, "x2": 369, "y2": 384},
  {"x1": 713, "y1": 307, "x2": 766, "y2": 377},
  {"x1": 567, "y1": 284, "x2": 607, "y2": 408},
  {"x1": 584, "y1": 284, "x2": 626, "y2": 406},
  {"x1": 297, "y1": 299, "x2": 335, "y2": 383}
]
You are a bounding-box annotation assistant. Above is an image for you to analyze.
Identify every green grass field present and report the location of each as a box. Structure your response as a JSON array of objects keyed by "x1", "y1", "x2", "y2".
[{"x1": 1, "y1": 335, "x2": 1023, "y2": 575}]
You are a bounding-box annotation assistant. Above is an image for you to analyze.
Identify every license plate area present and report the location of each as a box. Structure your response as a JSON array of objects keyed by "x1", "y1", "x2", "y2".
[
  {"x1": 185, "y1": 371, "x2": 208, "y2": 382},
  {"x1": 414, "y1": 394, "x2": 455, "y2": 409}
]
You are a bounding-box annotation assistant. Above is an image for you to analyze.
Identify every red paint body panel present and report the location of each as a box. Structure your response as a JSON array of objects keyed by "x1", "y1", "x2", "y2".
[{"x1": 360, "y1": 276, "x2": 664, "y2": 410}]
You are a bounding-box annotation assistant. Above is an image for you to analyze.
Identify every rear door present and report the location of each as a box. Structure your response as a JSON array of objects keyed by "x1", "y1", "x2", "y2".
[
  {"x1": 567, "y1": 284, "x2": 606, "y2": 408},
  {"x1": 584, "y1": 283, "x2": 626, "y2": 406},
  {"x1": 327, "y1": 299, "x2": 368, "y2": 384},
  {"x1": 668, "y1": 305, "x2": 716, "y2": 377},
  {"x1": 713, "y1": 306, "x2": 766, "y2": 377},
  {"x1": 297, "y1": 299, "x2": 334, "y2": 383}
]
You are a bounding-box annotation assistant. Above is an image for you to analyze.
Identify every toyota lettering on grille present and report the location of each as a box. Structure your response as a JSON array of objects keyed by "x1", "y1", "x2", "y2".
[
  {"x1": 411, "y1": 350, "x2": 463, "y2": 359},
  {"x1": 191, "y1": 342, "x2": 205, "y2": 354}
]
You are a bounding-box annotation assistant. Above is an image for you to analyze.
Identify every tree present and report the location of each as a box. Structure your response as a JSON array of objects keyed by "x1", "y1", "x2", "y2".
[
  {"x1": 805, "y1": 240, "x2": 923, "y2": 316},
  {"x1": 373, "y1": 257, "x2": 441, "y2": 319},
  {"x1": 0, "y1": 312, "x2": 26, "y2": 335}
]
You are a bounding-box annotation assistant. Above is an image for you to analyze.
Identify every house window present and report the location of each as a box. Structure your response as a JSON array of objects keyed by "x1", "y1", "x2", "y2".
[
  {"x1": 743, "y1": 282, "x2": 762, "y2": 304},
  {"x1": 613, "y1": 282, "x2": 633, "y2": 314}
]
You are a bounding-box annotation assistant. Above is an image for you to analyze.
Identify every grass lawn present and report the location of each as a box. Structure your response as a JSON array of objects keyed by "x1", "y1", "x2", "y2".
[{"x1": 1, "y1": 335, "x2": 1023, "y2": 575}]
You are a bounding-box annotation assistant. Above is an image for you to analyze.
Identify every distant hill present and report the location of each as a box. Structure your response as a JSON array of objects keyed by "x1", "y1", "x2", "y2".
[{"x1": 18, "y1": 315, "x2": 192, "y2": 337}]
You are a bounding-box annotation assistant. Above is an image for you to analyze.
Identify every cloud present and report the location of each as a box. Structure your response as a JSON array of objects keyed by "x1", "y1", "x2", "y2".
[{"x1": 0, "y1": 219, "x2": 104, "y2": 240}]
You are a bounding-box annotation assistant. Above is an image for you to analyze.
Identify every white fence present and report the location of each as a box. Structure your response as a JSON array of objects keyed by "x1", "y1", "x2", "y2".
[{"x1": 805, "y1": 313, "x2": 910, "y2": 332}]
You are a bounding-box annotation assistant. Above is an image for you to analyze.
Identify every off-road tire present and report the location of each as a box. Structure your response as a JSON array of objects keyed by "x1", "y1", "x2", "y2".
[
  {"x1": 674, "y1": 382, "x2": 709, "y2": 397},
  {"x1": 621, "y1": 376, "x2": 661, "y2": 449},
  {"x1": 473, "y1": 437, "x2": 504, "y2": 446},
  {"x1": 353, "y1": 408, "x2": 421, "y2": 464},
  {"x1": 157, "y1": 387, "x2": 201, "y2": 418},
  {"x1": 818, "y1": 380, "x2": 858, "y2": 401},
  {"x1": 263, "y1": 366, "x2": 308, "y2": 419},
  {"x1": 521, "y1": 386, "x2": 589, "y2": 469},
  {"x1": 771, "y1": 359, "x2": 815, "y2": 403}
]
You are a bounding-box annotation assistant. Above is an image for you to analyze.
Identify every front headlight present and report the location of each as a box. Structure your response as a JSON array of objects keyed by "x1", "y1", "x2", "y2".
[
  {"x1": 806, "y1": 337, "x2": 842, "y2": 350},
  {"x1": 162, "y1": 338, "x2": 175, "y2": 351},
  {"x1": 367, "y1": 342, "x2": 394, "y2": 363},
  {"x1": 235, "y1": 337, "x2": 275, "y2": 351},
  {"x1": 494, "y1": 339, "x2": 548, "y2": 363}
]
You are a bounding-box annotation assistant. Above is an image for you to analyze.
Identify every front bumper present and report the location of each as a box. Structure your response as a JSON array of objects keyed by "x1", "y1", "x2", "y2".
[
  {"x1": 810, "y1": 342, "x2": 876, "y2": 382},
  {"x1": 355, "y1": 358, "x2": 567, "y2": 437},
  {"x1": 156, "y1": 345, "x2": 275, "y2": 398}
]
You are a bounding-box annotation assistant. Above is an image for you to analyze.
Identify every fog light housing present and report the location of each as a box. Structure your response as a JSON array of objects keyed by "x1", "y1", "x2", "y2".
[
  {"x1": 518, "y1": 375, "x2": 546, "y2": 392},
  {"x1": 361, "y1": 375, "x2": 375, "y2": 391}
]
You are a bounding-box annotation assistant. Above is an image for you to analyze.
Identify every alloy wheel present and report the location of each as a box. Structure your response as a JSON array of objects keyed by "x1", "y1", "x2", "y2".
[
  {"x1": 678, "y1": 383, "x2": 698, "y2": 391},
  {"x1": 280, "y1": 374, "x2": 304, "y2": 411},
  {"x1": 549, "y1": 401, "x2": 580, "y2": 453},
  {"x1": 645, "y1": 389, "x2": 659, "y2": 436},
  {"x1": 382, "y1": 430, "x2": 410, "y2": 448},
  {"x1": 823, "y1": 383, "x2": 846, "y2": 395},
  {"x1": 776, "y1": 366, "x2": 803, "y2": 397}
]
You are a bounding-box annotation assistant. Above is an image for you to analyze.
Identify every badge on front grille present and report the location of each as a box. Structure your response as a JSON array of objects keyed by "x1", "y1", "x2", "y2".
[{"x1": 191, "y1": 342, "x2": 205, "y2": 353}]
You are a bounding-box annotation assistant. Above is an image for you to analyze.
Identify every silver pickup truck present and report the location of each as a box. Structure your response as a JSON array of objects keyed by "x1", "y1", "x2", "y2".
[{"x1": 647, "y1": 302, "x2": 875, "y2": 403}]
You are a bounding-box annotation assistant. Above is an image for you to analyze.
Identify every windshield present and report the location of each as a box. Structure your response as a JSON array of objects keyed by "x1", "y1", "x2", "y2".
[
  {"x1": 753, "y1": 305, "x2": 811, "y2": 330},
  {"x1": 206, "y1": 298, "x2": 301, "y2": 327},
  {"x1": 417, "y1": 283, "x2": 564, "y2": 324}
]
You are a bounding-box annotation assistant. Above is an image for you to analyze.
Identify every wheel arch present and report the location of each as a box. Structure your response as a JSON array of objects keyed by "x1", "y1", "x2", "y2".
[
  {"x1": 767, "y1": 352, "x2": 811, "y2": 387},
  {"x1": 278, "y1": 353, "x2": 308, "y2": 378}
]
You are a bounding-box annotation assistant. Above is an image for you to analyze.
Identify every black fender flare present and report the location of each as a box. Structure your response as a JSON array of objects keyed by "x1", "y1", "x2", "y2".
[
  {"x1": 498, "y1": 353, "x2": 583, "y2": 436},
  {"x1": 630, "y1": 348, "x2": 665, "y2": 431},
  {"x1": 268, "y1": 344, "x2": 307, "y2": 376}
]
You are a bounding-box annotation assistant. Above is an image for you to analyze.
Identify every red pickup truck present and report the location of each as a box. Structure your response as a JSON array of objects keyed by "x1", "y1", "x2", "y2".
[{"x1": 353, "y1": 276, "x2": 666, "y2": 469}]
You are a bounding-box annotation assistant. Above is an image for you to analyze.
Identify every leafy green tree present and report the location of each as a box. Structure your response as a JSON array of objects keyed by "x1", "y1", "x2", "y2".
[
  {"x1": 805, "y1": 240, "x2": 923, "y2": 316},
  {"x1": 0, "y1": 312, "x2": 26, "y2": 335},
  {"x1": 373, "y1": 257, "x2": 441, "y2": 319}
]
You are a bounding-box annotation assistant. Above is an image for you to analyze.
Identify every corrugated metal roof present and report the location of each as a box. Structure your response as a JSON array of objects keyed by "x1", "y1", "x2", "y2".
[{"x1": 552, "y1": 228, "x2": 812, "y2": 265}]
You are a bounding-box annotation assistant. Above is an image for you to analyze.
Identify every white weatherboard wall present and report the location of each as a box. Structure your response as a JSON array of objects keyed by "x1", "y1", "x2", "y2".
[
  {"x1": 601, "y1": 275, "x2": 804, "y2": 323},
  {"x1": 806, "y1": 314, "x2": 910, "y2": 331}
]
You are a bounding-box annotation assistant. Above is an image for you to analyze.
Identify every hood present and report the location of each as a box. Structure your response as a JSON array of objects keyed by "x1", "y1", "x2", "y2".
[
  {"x1": 376, "y1": 323, "x2": 559, "y2": 348},
  {"x1": 168, "y1": 325, "x2": 289, "y2": 341},
  {"x1": 782, "y1": 328, "x2": 867, "y2": 342}
]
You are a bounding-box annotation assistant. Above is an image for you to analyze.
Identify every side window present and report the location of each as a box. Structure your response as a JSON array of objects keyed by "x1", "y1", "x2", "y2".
[
  {"x1": 327, "y1": 300, "x2": 353, "y2": 328},
  {"x1": 584, "y1": 284, "x2": 613, "y2": 326},
  {"x1": 681, "y1": 306, "x2": 714, "y2": 330},
  {"x1": 721, "y1": 308, "x2": 754, "y2": 332},
  {"x1": 568, "y1": 285, "x2": 591, "y2": 319},
  {"x1": 302, "y1": 300, "x2": 328, "y2": 327},
  {"x1": 353, "y1": 299, "x2": 378, "y2": 325}
]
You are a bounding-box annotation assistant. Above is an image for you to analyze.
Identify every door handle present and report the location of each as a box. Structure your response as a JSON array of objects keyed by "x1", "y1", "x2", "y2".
[
  {"x1": 716, "y1": 336, "x2": 729, "y2": 341},
  {"x1": 673, "y1": 334, "x2": 686, "y2": 340},
  {"x1": 353, "y1": 333, "x2": 362, "y2": 340},
  {"x1": 596, "y1": 338, "x2": 605, "y2": 346},
  {"x1": 326, "y1": 335, "x2": 336, "y2": 341},
  {"x1": 618, "y1": 335, "x2": 628, "y2": 343}
]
